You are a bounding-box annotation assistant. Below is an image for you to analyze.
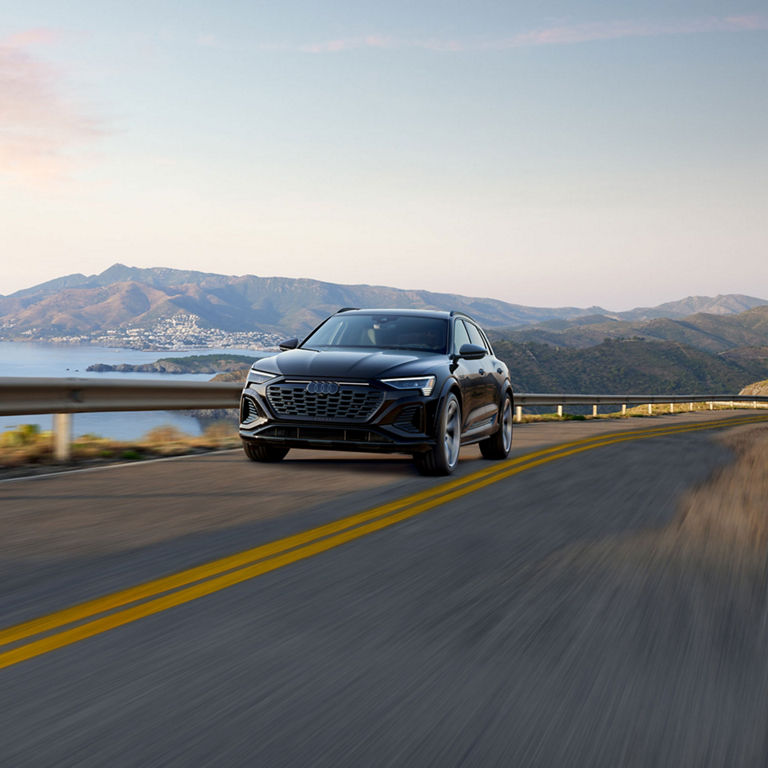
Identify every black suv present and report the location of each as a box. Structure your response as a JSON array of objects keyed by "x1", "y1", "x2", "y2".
[{"x1": 239, "y1": 309, "x2": 513, "y2": 475}]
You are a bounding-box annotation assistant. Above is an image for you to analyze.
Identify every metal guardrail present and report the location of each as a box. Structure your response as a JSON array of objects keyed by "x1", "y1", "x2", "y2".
[
  {"x1": 0, "y1": 377, "x2": 242, "y2": 416},
  {"x1": 517, "y1": 393, "x2": 768, "y2": 407},
  {"x1": 0, "y1": 378, "x2": 241, "y2": 461},
  {"x1": 515, "y1": 392, "x2": 768, "y2": 419},
  {"x1": 1, "y1": 377, "x2": 767, "y2": 460}
]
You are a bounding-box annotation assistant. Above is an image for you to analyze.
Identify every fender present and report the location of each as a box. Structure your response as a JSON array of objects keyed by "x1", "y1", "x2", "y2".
[{"x1": 424, "y1": 376, "x2": 463, "y2": 434}]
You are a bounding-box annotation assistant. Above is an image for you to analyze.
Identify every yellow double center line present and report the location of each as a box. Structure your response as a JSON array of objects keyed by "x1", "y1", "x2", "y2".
[{"x1": 1, "y1": 413, "x2": 766, "y2": 670}]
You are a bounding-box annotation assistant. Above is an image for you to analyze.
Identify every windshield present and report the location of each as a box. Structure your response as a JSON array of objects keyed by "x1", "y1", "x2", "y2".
[{"x1": 302, "y1": 314, "x2": 449, "y2": 353}]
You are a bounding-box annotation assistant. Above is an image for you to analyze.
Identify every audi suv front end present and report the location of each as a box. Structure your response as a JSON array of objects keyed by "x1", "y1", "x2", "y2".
[{"x1": 239, "y1": 309, "x2": 513, "y2": 475}]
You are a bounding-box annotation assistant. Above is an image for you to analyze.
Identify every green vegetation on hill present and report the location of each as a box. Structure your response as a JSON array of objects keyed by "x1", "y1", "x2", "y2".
[
  {"x1": 87, "y1": 354, "x2": 258, "y2": 374},
  {"x1": 87, "y1": 341, "x2": 768, "y2": 396},
  {"x1": 492, "y1": 338, "x2": 768, "y2": 394},
  {"x1": 210, "y1": 368, "x2": 252, "y2": 382}
]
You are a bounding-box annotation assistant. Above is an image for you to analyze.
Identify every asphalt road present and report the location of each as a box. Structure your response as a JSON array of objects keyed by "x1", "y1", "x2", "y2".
[{"x1": 1, "y1": 411, "x2": 767, "y2": 767}]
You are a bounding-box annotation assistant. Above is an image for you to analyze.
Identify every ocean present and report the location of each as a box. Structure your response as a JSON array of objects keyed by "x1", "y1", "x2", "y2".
[{"x1": 0, "y1": 342, "x2": 264, "y2": 439}]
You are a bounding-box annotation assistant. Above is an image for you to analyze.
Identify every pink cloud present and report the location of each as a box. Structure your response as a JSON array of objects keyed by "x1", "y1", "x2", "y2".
[
  {"x1": 0, "y1": 29, "x2": 102, "y2": 185},
  {"x1": 292, "y1": 14, "x2": 768, "y2": 54},
  {"x1": 3, "y1": 28, "x2": 60, "y2": 48}
]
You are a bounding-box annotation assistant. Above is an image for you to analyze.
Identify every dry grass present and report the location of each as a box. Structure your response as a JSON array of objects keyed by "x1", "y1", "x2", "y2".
[
  {"x1": 740, "y1": 379, "x2": 768, "y2": 397},
  {"x1": 667, "y1": 424, "x2": 768, "y2": 571},
  {"x1": 558, "y1": 422, "x2": 768, "y2": 576}
]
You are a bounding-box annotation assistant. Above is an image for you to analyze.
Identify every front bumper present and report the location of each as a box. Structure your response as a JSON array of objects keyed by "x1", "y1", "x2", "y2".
[{"x1": 238, "y1": 378, "x2": 438, "y2": 454}]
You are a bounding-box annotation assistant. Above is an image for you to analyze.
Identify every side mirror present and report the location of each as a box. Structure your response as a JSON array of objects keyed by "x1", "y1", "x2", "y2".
[
  {"x1": 458, "y1": 343, "x2": 486, "y2": 360},
  {"x1": 279, "y1": 338, "x2": 299, "y2": 351}
]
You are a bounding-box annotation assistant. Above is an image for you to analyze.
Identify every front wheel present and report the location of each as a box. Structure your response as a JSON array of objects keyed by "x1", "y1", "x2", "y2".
[
  {"x1": 414, "y1": 392, "x2": 462, "y2": 476},
  {"x1": 479, "y1": 393, "x2": 513, "y2": 460},
  {"x1": 242, "y1": 440, "x2": 289, "y2": 463}
]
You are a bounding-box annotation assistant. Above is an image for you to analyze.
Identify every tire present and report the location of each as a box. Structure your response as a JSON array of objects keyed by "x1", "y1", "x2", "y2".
[
  {"x1": 242, "y1": 440, "x2": 289, "y2": 463},
  {"x1": 479, "y1": 392, "x2": 513, "y2": 460},
  {"x1": 414, "y1": 392, "x2": 462, "y2": 476}
]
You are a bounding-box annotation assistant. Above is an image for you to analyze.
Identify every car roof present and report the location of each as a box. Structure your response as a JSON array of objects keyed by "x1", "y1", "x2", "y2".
[{"x1": 336, "y1": 308, "x2": 477, "y2": 322}]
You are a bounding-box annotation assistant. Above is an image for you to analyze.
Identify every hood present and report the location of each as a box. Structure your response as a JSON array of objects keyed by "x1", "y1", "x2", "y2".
[{"x1": 255, "y1": 348, "x2": 442, "y2": 380}]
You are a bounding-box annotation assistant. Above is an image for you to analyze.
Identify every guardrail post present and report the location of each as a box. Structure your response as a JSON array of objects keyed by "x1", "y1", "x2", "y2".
[
  {"x1": 754, "y1": 401, "x2": 758, "y2": 409},
  {"x1": 515, "y1": 405, "x2": 522, "y2": 423},
  {"x1": 689, "y1": 402, "x2": 694, "y2": 412},
  {"x1": 730, "y1": 401, "x2": 734, "y2": 410},
  {"x1": 669, "y1": 402, "x2": 675, "y2": 414},
  {"x1": 592, "y1": 404, "x2": 598, "y2": 417},
  {"x1": 709, "y1": 401, "x2": 713, "y2": 410},
  {"x1": 52, "y1": 413, "x2": 72, "y2": 462},
  {"x1": 647, "y1": 403, "x2": 653, "y2": 415},
  {"x1": 621, "y1": 404, "x2": 627, "y2": 416},
  {"x1": 557, "y1": 405, "x2": 563, "y2": 417}
]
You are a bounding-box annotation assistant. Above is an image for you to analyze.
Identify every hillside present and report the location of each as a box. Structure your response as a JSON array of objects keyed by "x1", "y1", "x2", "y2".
[
  {"x1": 86, "y1": 354, "x2": 259, "y2": 374},
  {"x1": 0, "y1": 264, "x2": 593, "y2": 339},
  {"x1": 491, "y1": 338, "x2": 768, "y2": 394},
  {"x1": 77, "y1": 335, "x2": 768, "y2": 396},
  {"x1": 2, "y1": 264, "x2": 765, "y2": 342},
  {"x1": 740, "y1": 379, "x2": 768, "y2": 396},
  {"x1": 618, "y1": 294, "x2": 768, "y2": 321},
  {"x1": 490, "y1": 306, "x2": 768, "y2": 355}
]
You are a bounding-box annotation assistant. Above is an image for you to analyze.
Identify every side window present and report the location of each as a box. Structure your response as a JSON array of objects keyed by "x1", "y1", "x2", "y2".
[
  {"x1": 453, "y1": 320, "x2": 471, "y2": 354},
  {"x1": 465, "y1": 322, "x2": 488, "y2": 352},
  {"x1": 477, "y1": 326, "x2": 494, "y2": 355}
]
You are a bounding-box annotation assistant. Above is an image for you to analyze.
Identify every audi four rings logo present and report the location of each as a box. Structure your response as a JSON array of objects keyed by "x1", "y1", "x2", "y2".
[{"x1": 306, "y1": 381, "x2": 339, "y2": 395}]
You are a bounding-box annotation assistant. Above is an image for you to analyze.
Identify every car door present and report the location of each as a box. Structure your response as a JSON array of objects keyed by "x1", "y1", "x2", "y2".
[
  {"x1": 463, "y1": 320, "x2": 500, "y2": 430},
  {"x1": 452, "y1": 319, "x2": 488, "y2": 433}
]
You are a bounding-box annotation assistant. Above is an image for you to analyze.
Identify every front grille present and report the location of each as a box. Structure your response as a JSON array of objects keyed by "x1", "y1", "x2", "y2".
[{"x1": 266, "y1": 383, "x2": 384, "y2": 422}]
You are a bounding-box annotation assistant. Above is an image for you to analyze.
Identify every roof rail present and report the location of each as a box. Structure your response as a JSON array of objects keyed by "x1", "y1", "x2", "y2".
[{"x1": 336, "y1": 307, "x2": 359, "y2": 313}]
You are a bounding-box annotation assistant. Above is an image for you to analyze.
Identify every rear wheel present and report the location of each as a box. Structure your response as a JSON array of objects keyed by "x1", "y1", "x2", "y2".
[
  {"x1": 242, "y1": 440, "x2": 289, "y2": 463},
  {"x1": 414, "y1": 392, "x2": 461, "y2": 476},
  {"x1": 479, "y1": 392, "x2": 513, "y2": 460}
]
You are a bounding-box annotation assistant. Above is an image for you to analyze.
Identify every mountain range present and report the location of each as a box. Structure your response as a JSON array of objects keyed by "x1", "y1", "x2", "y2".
[
  {"x1": 4, "y1": 264, "x2": 768, "y2": 394},
  {"x1": 1, "y1": 264, "x2": 766, "y2": 338}
]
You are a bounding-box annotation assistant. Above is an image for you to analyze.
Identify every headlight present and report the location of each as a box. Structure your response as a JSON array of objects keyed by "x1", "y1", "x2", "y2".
[
  {"x1": 247, "y1": 368, "x2": 278, "y2": 386},
  {"x1": 381, "y1": 376, "x2": 435, "y2": 396}
]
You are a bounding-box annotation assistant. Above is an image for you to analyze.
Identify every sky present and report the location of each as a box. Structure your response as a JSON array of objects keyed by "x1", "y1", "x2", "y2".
[{"x1": 1, "y1": 1, "x2": 766, "y2": 309}]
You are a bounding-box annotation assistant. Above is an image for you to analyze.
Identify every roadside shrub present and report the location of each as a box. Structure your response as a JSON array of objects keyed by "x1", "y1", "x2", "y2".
[
  {"x1": 0, "y1": 425, "x2": 51, "y2": 466},
  {"x1": 201, "y1": 421, "x2": 239, "y2": 448},
  {"x1": 141, "y1": 425, "x2": 191, "y2": 454},
  {"x1": 1, "y1": 424, "x2": 42, "y2": 448},
  {"x1": 143, "y1": 425, "x2": 188, "y2": 444}
]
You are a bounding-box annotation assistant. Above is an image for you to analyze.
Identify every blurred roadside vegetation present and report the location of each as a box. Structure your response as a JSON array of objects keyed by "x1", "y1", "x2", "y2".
[
  {"x1": 2, "y1": 402, "x2": 763, "y2": 469},
  {"x1": 0, "y1": 422, "x2": 240, "y2": 469}
]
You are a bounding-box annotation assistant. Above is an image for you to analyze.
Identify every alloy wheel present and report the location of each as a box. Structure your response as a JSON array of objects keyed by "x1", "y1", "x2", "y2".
[
  {"x1": 443, "y1": 397, "x2": 461, "y2": 469},
  {"x1": 502, "y1": 398, "x2": 513, "y2": 453}
]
